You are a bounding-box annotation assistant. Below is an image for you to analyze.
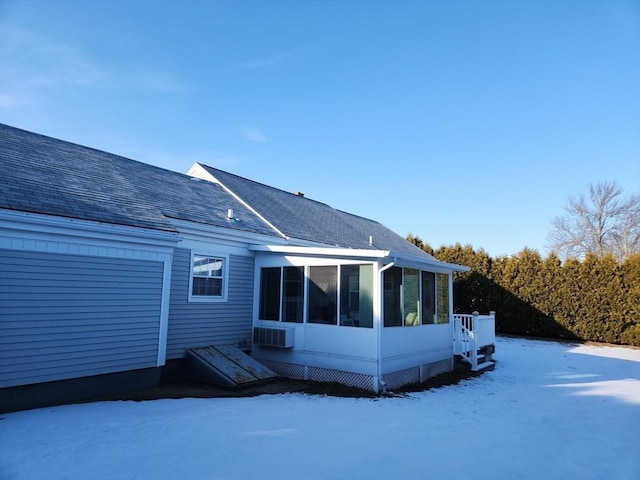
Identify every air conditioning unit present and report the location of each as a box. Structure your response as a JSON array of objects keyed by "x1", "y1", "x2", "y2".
[{"x1": 253, "y1": 327, "x2": 294, "y2": 348}]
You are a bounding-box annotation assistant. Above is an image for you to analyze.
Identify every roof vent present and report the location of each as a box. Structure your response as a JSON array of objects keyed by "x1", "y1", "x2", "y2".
[
  {"x1": 227, "y1": 208, "x2": 234, "y2": 220},
  {"x1": 293, "y1": 191, "x2": 304, "y2": 197},
  {"x1": 369, "y1": 235, "x2": 373, "y2": 246}
]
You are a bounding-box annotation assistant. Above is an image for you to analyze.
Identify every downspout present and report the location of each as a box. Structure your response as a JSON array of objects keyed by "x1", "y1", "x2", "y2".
[{"x1": 377, "y1": 260, "x2": 396, "y2": 394}]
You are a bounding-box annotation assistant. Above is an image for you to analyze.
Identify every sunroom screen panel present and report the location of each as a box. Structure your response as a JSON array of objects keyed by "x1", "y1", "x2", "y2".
[
  {"x1": 403, "y1": 268, "x2": 420, "y2": 326},
  {"x1": 259, "y1": 267, "x2": 281, "y2": 321},
  {"x1": 308, "y1": 266, "x2": 337, "y2": 325},
  {"x1": 282, "y1": 266, "x2": 304, "y2": 323}
]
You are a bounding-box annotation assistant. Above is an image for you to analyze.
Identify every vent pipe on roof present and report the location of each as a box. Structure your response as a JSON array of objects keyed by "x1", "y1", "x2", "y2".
[
  {"x1": 227, "y1": 208, "x2": 234, "y2": 220},
  {"x1": 293, "y1": 191, "x2": 304, "y2": 197},
  {"x1": 369, "y1": 235, "x2": 373, "y2": 246}
]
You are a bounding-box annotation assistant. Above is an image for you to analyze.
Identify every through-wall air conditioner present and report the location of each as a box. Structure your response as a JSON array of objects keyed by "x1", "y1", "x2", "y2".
[{"x1": 253, "y1": 327, "x2": 294, "y2": 348}]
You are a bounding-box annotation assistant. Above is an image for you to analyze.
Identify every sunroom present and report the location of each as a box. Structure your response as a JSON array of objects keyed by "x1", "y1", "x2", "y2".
[{"x1": 249, "y1": 245, "x2": 473, "y2": 392}]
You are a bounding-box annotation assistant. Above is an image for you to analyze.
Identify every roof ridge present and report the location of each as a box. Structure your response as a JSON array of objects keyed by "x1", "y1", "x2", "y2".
[
  {"x1": 196, "y1": 164, "x2": 384, "y2": 226},
  {"x1": 333, "y1": 207, "x2": 383, "y2": 224}
]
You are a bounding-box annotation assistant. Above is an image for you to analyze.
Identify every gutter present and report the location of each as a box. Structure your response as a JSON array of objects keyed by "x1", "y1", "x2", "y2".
[{"x1": 0, "y1": 209, "x2": 181, "y2": 248}]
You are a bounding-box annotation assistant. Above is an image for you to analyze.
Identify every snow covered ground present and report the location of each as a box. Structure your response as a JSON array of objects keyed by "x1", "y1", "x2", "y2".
[{"x1": 1, "y1": 337, "x2": 639, "y2": 480}]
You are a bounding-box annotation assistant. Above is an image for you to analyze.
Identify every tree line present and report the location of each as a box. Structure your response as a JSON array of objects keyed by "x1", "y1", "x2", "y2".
[{"x1": 407, "y1": 237, "x2": 640, "y2": 346}]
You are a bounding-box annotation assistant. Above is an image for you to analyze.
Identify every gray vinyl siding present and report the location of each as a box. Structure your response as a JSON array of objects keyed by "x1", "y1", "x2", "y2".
[
  {"x1": 166, "y1": 248, "x2": 254, "y2": 359},
  {"x1": 0, "y1": 249, "x2": 164, "y2": 388}
]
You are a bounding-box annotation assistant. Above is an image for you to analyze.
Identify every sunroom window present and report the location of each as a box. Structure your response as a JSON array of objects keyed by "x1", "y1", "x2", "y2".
[
  {"x1": 339, "y1": 264, "x2": 373, "y2": 327},
  {"x1": 384, "y1": 267, "x2": 450, "y2": 326},
  {"x1": 258, "y1": 264, "x2": 373, "y2": 327},
  {"x1": 421, "y1": 271, "x2": 436, "y2": 324},
  {"x1": 259, "y1": 267, "x2": 281, "y2": 320},
  {"x1": 403, "y1": 268, "x2": 420, "y2": 326},
  {"x1": 308, "y1": 266, "x2": 338, "y2": 325},
  {"x1": 436, "y1": 273, "x2": 450, "y2": 324},
  {"x1": 259, "y1": 266, "x2": 304, "y2": 323},
  {"x1": 283, "y1": 266, "x2": 304, "y2": 322},
  {"x1": 383, "y1": 267, "x2": 403, "y2": 327}
]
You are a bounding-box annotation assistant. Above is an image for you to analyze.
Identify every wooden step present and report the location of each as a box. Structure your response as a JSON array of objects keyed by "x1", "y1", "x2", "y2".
[{"x1": 472, "y1": 360, "x2": 495, "y2": 372}]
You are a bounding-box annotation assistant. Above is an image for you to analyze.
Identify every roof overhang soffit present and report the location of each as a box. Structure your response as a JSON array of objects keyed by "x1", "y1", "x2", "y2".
[
  {"x1": 248, "y1": 244, "x2": 470, "y2": 272},
  {"x1": 391, "y1": 253, "x2": 471, "y2": 273},
  {"x1": 249, "y1": 244, "x2": 390, "y2": 261}
]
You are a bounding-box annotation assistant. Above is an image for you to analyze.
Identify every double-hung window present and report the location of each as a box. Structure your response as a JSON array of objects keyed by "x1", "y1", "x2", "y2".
[{"x1": 189, "y1": 253, "x2": 228, "y2": 302}]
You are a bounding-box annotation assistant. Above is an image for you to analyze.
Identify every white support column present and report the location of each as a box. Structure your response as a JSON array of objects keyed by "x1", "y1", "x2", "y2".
[
  {"x1": 448, "y1": 273, "x2": 454, "y2": 322},
  {"x1": 156, "y1": 251, "x2": 174, "y2": 366},
  {"x1": 376, "y1": 260, "x2": 395, "y2": 394}
]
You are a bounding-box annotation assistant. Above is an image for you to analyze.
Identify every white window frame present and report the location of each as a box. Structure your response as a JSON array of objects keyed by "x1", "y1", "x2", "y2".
[{"x1": 188, "y1": 251, "x2": 229, "y2": 303}]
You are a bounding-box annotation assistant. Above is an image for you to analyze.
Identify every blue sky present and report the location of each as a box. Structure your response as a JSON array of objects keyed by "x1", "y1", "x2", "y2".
[{"x1": 1, "y1": 0, "x2": 638, "y2": 257}]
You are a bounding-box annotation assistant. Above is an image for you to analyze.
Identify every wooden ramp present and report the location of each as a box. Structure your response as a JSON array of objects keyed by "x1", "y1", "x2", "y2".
[{"x1": 185, "y1": 345, "x2": 278, "y2": 387}]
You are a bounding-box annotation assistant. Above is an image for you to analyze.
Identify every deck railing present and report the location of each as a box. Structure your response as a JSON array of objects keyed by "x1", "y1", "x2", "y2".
[{"x1": 453, "y1": 311, "x2": 496, "y2": 371}]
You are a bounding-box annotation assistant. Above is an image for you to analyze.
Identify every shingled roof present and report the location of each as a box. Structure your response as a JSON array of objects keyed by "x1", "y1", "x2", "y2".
[
  {"x1": 0, "y1": 123, "x2": 278, "y2": 237},
  {"x1": 0, "y1": 123, "x2": 436, "y2": 261},
  {"x1": 194, "y1": 164, "x2": 433, "y2": 259}
]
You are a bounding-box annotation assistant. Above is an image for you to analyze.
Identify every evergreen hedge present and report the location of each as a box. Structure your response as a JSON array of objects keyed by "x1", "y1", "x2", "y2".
[{"x1": 408, "y1": 237, "x2": 640, "y2": 346}]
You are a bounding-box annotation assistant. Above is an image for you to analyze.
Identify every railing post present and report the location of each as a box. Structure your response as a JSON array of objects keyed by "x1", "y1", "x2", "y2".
[
  {"x1": 489, "y1": 311, "x2": 497, "y2": 351},
  {"x1": 453, "y1": 316, "x2": 459, "y2": 354},
  {"x1": 471, "y1": 311, "x2": 479, "y2": 369}
]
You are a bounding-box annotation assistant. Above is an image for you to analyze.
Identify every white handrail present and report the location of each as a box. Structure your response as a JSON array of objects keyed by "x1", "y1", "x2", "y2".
[
  {"x1": 454, "y1": 314, "x2": 477, "y2": 369},
  {"x1": 453, "y1": 311, "x2": 496, "y2": 371}
]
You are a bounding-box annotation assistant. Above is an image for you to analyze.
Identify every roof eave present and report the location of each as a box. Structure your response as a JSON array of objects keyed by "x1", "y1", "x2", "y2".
[
  {"x1": 248, "y1": 244, "x2": 470, "y2": 272},
  {"x1": 389, "y1": 251, "x2": 471, "y2": 272},
  {"x1": 249, "y1": 244, "x2": 391, "y2": 258}
]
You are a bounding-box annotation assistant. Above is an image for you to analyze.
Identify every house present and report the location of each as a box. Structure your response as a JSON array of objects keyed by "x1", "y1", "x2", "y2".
[{"x1": 0, "y1": 123, "x2": 495, "y2": 411}]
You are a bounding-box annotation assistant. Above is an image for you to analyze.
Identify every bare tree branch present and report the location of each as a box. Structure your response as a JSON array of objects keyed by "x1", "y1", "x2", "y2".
[{"x1": 546, "y1": 181, "x2": 640, "y2": 261}]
